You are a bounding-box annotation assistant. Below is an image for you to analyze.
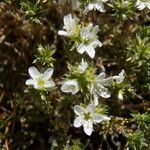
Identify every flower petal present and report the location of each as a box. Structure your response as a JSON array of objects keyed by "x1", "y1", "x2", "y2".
[
  {"x1": 83, "y1": 120, "x2": 93, "y2": 136},
  {"x1": 86, "y1": 103, "x2": 95, "y2": 113},
  {"x1": 25, "y1": 79, "x2": 35, "y2": 86},
  {"x1": 74, "y1": 105, "x2": 85, "y2": 116},
  {"x1": 73, "y1": 116, "x2": 83, "y2": 128},
  {"x1": 95, "y1": 3, "x2": 105, "y2": 12},
  {"x1": 97, "y1": 86, "x2": 111, "y2": 98},
  {"x1": 78, "y1": 59, "x2": 88, "y2": 73},
  {"x1": 43, "y1": 68, "x2": 53, "y2": 80},
  {"x1": 92, "y1": 25, "x2": 99, "y2": 35},
  {"x1": 97, "y1": 72, "x2": 106, "y2": 80},
  {"x1": 45, "y1": 80, "x2": 55, "y2": 88},
  {"x1": 77, "y1": 43, "x2": 86, "y2": 54},
  {"x1": 61, "y1": 80, "x2": 79, "y2": 94},
  {"x1": 86, "y1": 46, "x2": 95, "y2": 59},
  {"x1": 93, "y1": 114, "x2": 110, "y2": 123},
  {"x1": 92, "y1": 114, "x2": 104, "y2": 123},
  {"x1": 137, "y1": 2, "x2": 145, "y2": 10},
  {"x1": 28, "y1": 66, "x2": 40, "y2": 79},
  {"x1": 91, "y1": 39, "x2": 102, "y2": 47},
  {"x1": 112, "y1": 69, "x2": 125, "y2": 84},
  {"x1": 100, "y1": 77, "x2": 114, "y2": 86},
  {"x1": 64, "y1": 14, "x2": 72, "y2": 29},
  {"x1": 93, "y1": 92, "x2": 99, "y2": 106},
  {"x1": 58, "y1": 30, "x2": 72, "y2": 36}
]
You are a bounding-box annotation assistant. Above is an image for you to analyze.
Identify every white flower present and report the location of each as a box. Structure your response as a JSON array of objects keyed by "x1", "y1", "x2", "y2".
[
  {"x1": 77, "y1": 24, "x2": 102, "y2": 59},
  {"x1": 58, "y1": 14, "x2": 79, "y2": 37},
  {"x1": 25, "y1": 66, "x2": 55, "y2": 90},
  {"x1": 91, "y1": 72, "x2": 112, "y2": 106},
  {"x1": 77, "y1": 59, "x2": 88, "y2": 74},
  {"x1": 83, "y1": 0, "x2": 108, "y2": 14},
  {"x1": 136, "y1": 0, "x2": 150, "y2": 10},
  {"x1": 91, "y1": 70, "x2": 125, "y2": 106},
  {"x1": 111, "y1": 69, "x2": 125, "y2": 84},
  {"x1": 73, "y1": 103, "x2": 110, "y2": 136},
  {"x1": 61, "y1": 80, "x2": 79, "y2": 94}
]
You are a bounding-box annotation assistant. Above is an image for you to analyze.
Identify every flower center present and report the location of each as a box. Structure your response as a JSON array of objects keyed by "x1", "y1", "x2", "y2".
[
  {"x1": 37, "y1": 79, "x2": 45, "y2": 87},
  {"x1": 84, "y1": 112, "x2": 92, "y2": 120}
]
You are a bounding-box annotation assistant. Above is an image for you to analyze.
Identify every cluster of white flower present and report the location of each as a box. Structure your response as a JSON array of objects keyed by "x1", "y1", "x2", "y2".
[
  {"x1": 27, "y1": 0, "x2": 150, "y2": 136},
  {"x1": 25, "y1": 11, "x2": 125, "y2": 135},
  {"x1": 58, "y1": 14, "x2": 102, "y2": 58},
  {"x1": 61, "y1": 59, "x2": 125, "y2": 106}
]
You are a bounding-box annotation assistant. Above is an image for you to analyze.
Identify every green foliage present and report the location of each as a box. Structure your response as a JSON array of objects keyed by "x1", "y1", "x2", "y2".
[
  {"x1": 64, "y1": 140, "x2": 83, "y2": 150},
  {"x1": 126, "y1": 113, "x2": 150, "y2": 149},
  {"x1": 132, "y1": 112, "x2": 150, "y2": 130},
  {"x1": 127, "y1": 131, "x2": 147, "y2": 150},
  {"x1": 20, "y1": 0, "x2": 44, "y2": 24},
  {"x1": 109, "y1": 0, "x2": 136, "y2": 20},
  {"x1": 127, "y1": 26, "x2": 150, "y2": 92},
  {"x1": 128, "y1": 36, "x2": 150, "y2": 64},
  {"x1": 34, "y1": 44, "x2": 55, "y2": 67}
]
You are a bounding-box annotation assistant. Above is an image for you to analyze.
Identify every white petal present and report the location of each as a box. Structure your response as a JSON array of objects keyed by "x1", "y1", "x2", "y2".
[
  {"x1": 117, "y1": 69, "x2": 125, "y2": 83},
  {"x1": 77, "y1": 43, "x2": 86, "y2": 54},
  {"x1": 88, "y1": 4, "x2": 94, "y2": 11},
  {"x1": 78, "y1": 59, "x2": 88, "y2": 73},
  {"x1": 80, "y1": 27, "x2": 89, "y2": 38},
  {"x1": 92, "y1": 114, "x2": 104, "y2": 123},
  {"x1": 100, "y1": 77, "x2": 114, "y2": 86},
  {"x1": 93, "y1": 25, "x2": 99, "y2": 35},
  {"x1": 97, "y1": 72, "x2": 106, "y2": 80},
  {"x1": 96, "y1": 3, "x2": 105, "y2": 12},
  {"x1": 93, "y1": 114, "x2": 110, "y2": 123},
  {"x1": 86, "y1": 46, "x2": 95, "y2": 59},
  {"x1": 137, "y1": 2, "x2": 145, "y2": 10},
  {"x1": 61, "y1": 80, "x2": 79, "y2": 94},
  {"x1": 43, "y1": 68, "x2": 53, "y2": 80},
  {"x1": 74, "y1": 105, "x2": 85, "y2": 116},
  {"x1": 33, "y1": 83, "x2": 40, "y2": 89},
  {"x1": 83, "y1": 120, "x2": 93, "y2": 136},
  {"x1": 25, "y1": 79, "x2": 35, "y2": 86},
  {"x1": 45, "y1": 80, "x2": 55, "y2": 88},
  {"x1": 64, "y1": 14, "x2": 72, "y2": 29},
  {"x1": 112, "y1": 69, "x2": 125, "y2": 84},
  {"x1": 28, "y1": 66, "x2": 40, "y2": 79},
  {"x1": 93, "y1": 92, "x2": 99, "y2": 106},
  {"x1": 86, "y1": 103, "x2": 95, "y2": 113},
  {"x1": 73, "y1": 116, "x2": 83, "y2": 128},
  {"x1": 97, "y1": 86, "x2": 111, "y2": 98},
  {"x1": 58, "y1": 30, "x2": 71, "y2": 36},
  {"x1": 91, "y1": 40, "x2": 102, "y2": 47}
]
